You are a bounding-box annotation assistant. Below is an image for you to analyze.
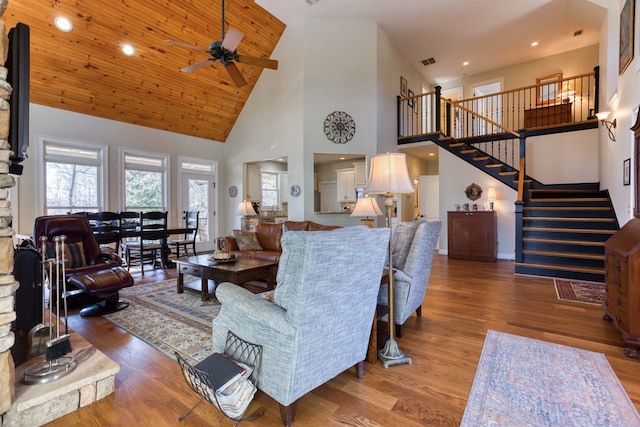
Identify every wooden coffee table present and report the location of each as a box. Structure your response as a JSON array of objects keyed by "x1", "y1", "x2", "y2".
[{"x1": 175, "y1": 255, "x2": 278, "y2": 301}]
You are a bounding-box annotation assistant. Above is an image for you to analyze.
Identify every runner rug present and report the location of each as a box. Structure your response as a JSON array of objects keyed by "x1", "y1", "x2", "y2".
[
  {"x1": 461, "y1": 330, "x2": 640, "y2": 426},
  {"x1": 104, "y1": 280, "x2": 219, "y2": 365},
  {"x1": 554, "y1": 279, "x2": 606, "y2": 305}
]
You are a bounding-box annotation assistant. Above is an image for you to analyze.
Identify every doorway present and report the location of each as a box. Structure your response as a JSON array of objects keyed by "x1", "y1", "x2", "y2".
[
  {"x1": 472, "y1": 80, "x2": 502, "y2": 135},
  {"x1": 178, "y1": 157, "x2": 217, "y2": 253}
]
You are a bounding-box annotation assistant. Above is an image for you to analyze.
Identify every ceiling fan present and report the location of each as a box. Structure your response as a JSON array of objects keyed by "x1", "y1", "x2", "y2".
[{"x1": 165, "y1": 0, "x2": 278, "y2": 88}]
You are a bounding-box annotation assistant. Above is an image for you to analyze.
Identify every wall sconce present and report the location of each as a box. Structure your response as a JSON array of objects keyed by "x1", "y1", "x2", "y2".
[
  {"x1": 596, "y1": 111, "x2": 617, "y2": 141},
  {"x1": 487, "y1": 187, "x2": 497, "y2": 211},
  {"x1": 236, "y1": 200, "x2": 257, "y2": 230}
]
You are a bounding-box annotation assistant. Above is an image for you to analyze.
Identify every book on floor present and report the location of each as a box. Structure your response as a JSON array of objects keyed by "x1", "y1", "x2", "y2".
[{"x1": 195, "y1": 352, "x2": 246, "y2": 391}]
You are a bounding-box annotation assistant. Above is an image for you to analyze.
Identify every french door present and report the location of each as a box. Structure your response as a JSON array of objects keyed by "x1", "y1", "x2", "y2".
[{"x1": 178, "y1": 158, "x2": 217, "y2": 253}]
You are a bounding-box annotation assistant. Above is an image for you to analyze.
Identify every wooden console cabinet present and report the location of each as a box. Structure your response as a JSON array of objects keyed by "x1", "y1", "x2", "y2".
[
  {"x1": 447, "y1": 211, "x2": 497, "y2": 262},
  {"x1": 603, "y1": 218, "x2": 640, "y2": 358},
  {"x1": 524, "y1": 103, "x2": 571, "y2": 128}
]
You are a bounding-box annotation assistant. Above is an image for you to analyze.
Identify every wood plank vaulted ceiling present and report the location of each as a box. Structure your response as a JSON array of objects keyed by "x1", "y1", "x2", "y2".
[{"x1": 3, "y1": 0, "x2": 286, "y2": 142}]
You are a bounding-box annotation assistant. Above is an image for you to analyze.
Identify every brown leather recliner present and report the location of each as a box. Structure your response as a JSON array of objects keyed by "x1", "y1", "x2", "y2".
[{"x1": 33, "y1": 215, "x2": 134, "y2": 317}]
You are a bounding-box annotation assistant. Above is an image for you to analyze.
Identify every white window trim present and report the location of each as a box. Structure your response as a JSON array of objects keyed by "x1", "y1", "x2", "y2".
[
  {"x1": 260, "y1": 169, "x2": 281, "y2": 210},
  {"x1": 119, "y1": 147, "x2": 170, "y2": 211},
  {"x1": 176, "y1": 155, "x2": 218, "y2": 215},
  {"x1": 37, "y1": 134, "x2": 109, "y2": 215}
]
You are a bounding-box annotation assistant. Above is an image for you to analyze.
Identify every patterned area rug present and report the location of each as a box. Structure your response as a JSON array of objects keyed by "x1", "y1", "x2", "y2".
[
  {"x1": 554, "y1": 279, "x2": 606, "y2": 305},
  {"x1": 104, "y1": 280, "x2": 219, "y2": 364},
  {"x1": 461, "y1": 330, "x2": 640, "y2": 426}
]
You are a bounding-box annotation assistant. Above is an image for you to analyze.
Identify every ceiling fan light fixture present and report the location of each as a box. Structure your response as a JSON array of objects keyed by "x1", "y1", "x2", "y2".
[{"x1": 54, "y1": 16, "x2": 73, "y2": 32}]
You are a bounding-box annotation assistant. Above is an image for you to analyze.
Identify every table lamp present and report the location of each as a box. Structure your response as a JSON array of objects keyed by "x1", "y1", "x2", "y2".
[
  {"x1": 350, "y1": 196, "x2": 383, "y2": 227},
  {"x1": 365, "y1": 152, "x2": 415, "y2": 368},
  {"x1": 236, "y1": 200, "x2": 257, "y2": 230},
  {"x1": 487, "y1": 187, "x2": 496, "y2": 211}
]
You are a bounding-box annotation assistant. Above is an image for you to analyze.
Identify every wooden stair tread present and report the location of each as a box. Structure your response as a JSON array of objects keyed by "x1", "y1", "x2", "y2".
[
  {"x1": 474, "y1": 156, "x2": 490, "y2": 161},
  {"x1": 529, "y1": 198, "x2": 609, "y2": 202},
  {"x1": 529, "y1": 189, "x2": 599, "y2": 193},
  {"x1": 514, "y1": 262, "x2": 604, "y2": 274},
  {"x1": 523, "y1": 237, "x2": 604, "y2": 246},
  {"x1": 523, "y1": 226, "x2": 615, "y2": 234},
  {"x1": 485, "y1": 163, "x2": 503, "y2": 168},
  {"x1": 524, "y1": 206, "x2": 611, "y2": 211},
  {"x1": 522, "y1": 249, "x2": 604, "y2": 260},
  {"x1": 449, "y1": 142, "x2": 465, "y2": 147},
  {"x1": 499, "y1": 171, "x2": 517, "y2": 176},
  {"x1": 523, "y1": 217, "x2": 615, "y2": 222},
  {"x1": 460, "y1": 149, "x2": 477, "y2": 154}
]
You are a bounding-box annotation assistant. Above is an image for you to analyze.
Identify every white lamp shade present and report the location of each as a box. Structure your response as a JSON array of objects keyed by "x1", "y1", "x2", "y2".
[
  {"x1": 351, "y1": 196, "x2": 383, "y2": 218},
  {"x1": 487, "y1": 187, "x2": 497, "y2": 202},
  {"x1": 364, "y1": 152, "x2": 414, "y2": 194},
  {"x1": 236, "y1": 200, "x2": 257, "y2": 216},
  {"x1": 595, "y1": 111, "x2": 610, "y2": 121}
]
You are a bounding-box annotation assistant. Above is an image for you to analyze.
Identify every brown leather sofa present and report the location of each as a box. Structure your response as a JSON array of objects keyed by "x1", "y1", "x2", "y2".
[{"x1": 220, "y1": 220, "x2": 341, "y2": 263}]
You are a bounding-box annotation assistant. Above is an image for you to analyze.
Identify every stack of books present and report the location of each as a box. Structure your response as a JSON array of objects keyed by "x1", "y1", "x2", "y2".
[{"x1": 195, "y1": 352, "x2": 257, "y2": 419}]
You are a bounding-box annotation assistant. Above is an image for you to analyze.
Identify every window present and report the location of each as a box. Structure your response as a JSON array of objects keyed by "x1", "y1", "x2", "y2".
[
  {"x1": 43, "y1": 139, "x2": 107, "y2": 215},
  {"x1": 261, "y1": 171, "x2": 279, "y2": 209},
  {"x1": 123, "y1": 150, "x2": 168, "y2": 211}
]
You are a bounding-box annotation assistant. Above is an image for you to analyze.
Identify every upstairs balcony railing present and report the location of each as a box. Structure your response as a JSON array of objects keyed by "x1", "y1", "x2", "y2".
[{"x1": 398, "y1": 67, "x2": 599, "y2": 143}]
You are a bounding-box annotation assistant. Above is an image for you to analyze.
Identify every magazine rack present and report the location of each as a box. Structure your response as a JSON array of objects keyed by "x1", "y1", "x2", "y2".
[{"x1": 176, "y1": 331, "x2": 263, "y2": 425}]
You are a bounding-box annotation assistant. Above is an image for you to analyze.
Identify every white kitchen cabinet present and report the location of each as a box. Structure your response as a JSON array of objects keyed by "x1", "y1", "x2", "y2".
[
  {"x1": 244, "y1": 164, "x2": 262, "y2": 202},
  {"x1": 353, "y1": 162, "x2": 366, "y2": 186},
  {"x1": 336, "y1": 168, "x2": 356, "y2": 202},
  {"x1": 281, "y1": 172, "x2": 288, "y2": 203}
]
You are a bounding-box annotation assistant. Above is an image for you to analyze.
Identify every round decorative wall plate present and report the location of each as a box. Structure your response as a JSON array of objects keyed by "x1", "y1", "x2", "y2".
[
  {"x1": 290, "y1": 185, "x2": 301, "y2": 197},
  {"x1": 323, "y1": 111, "x2": 356, "y2": 144},
  {"x1": 465, "y1": 183, "x2": 482, "y2": 201},
  {"x1": 228, "y1": 185, "x2": 238, "y2": 198}
]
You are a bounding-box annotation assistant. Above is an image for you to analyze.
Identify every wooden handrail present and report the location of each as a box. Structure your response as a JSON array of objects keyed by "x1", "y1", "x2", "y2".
[{"x1": 442, "y1": 98, "x2": 520, "y2": 138}]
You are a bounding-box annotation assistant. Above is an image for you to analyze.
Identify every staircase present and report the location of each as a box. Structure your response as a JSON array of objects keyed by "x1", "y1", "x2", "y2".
[
  {"x1": 417, "y1": 132, "x2": 617, "y2": 283},
  {"x1": 515, "y1": 183, "x2": 617, "y2": 282}
]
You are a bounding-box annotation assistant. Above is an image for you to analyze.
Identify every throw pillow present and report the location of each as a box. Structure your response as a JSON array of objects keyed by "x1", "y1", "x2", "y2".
[
  {"x1": 45, "y1": 241, "x2": 87, "y2": 268},
  {"x1": 232, "y1": 230, "x2": 263, "y2": 251},
  {"x1": 390, "y1": 222, "x2": 420, "y2": 270}
]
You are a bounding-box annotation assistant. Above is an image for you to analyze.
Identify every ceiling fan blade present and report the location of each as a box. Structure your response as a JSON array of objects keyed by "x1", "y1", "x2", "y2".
[
  {"x1": 180, "y1": 59, "x2": 215, "y2": 73},
  {"x1": 221, "y1": 27, "x2": 244, "y2": 52},
  {"x1": 237, "y1": 55, "x2": 279, "y2": 70},
  {"x1": 225, "y1": 62, "x2": 247, "y2": 87},
  {"x1": 165, "y1": 39, "x2": 209, "y2": 53}
]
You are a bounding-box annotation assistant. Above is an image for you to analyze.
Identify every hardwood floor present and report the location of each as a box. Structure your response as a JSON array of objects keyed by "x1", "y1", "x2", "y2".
[{"x1": 43, "y1": 255, "x2": 640, "y2": 426}]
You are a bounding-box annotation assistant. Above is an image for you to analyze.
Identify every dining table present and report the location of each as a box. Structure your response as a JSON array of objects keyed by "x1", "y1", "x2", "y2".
[{"x1": 117, "y1": 227, "x2": 196, "y2": 268}]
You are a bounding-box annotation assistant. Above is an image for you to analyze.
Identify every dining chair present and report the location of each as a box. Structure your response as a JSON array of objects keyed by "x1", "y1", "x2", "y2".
[
  {"x1": 167, "y1": 211, "x2": 199, "y2": 259},
  {"x1": 87, "y1": 211, "x2": 122, "y2": 254},
  {"x1": 122, "y1": 211, "x2": 168, "y2": 275}
]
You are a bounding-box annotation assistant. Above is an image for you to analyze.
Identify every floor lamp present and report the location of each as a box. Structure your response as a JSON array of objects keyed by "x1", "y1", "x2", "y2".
[
  {"x1": 350, "y1": 196, "x2": 383, "y2": 227},
  {"x1": 236, "y1": 200, "x2": 257, "y2": 230},
  {"x1": 365, "y1": 152, "x2": 415, "y2": 368}
]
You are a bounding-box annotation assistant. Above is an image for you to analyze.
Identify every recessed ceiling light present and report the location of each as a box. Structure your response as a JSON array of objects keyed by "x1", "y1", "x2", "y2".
[
  {"x1": 54, "y1": 16, "x2": 73, "y2": 32},
  {"x1": 531, "y1": 41, "x2": 539, "y2": 47},
  {"x1": 122, "y1": 44, "x2": 135, "y2": 56},
  {"x1": 429, "y1": 153, "x2": 435, "y2": 156},
  {"x1": 462, "y1": 61, "x2": 469, "y2": 66}
]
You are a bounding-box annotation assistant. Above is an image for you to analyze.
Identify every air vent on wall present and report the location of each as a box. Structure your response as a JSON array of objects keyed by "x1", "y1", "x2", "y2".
[
  {"x1": 421, "y1": 57, "x2": 436, "y2": 66},
  {"x1": 574, "y1": 29, "x2": 583, "y2": 36}
]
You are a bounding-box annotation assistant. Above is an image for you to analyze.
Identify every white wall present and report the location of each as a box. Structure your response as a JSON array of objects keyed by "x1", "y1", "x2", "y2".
[
  {"x1": 224, "y1": 17, "x2": 428, "y2": 233},
  {"x1": 14, "y1": 104, "x2": 224, "y2": 236},
  {"x1": 527, "y1": 129, "x2": 599, "y2": 183},
  {"x1": 597, "y1": 0, "x2": 640, "y2": 226}
]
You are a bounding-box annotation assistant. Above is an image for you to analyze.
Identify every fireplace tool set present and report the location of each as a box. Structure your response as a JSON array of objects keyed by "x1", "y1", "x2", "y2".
[{"x1": 22, "y1": 235, "x2": 77, "y2": 384}]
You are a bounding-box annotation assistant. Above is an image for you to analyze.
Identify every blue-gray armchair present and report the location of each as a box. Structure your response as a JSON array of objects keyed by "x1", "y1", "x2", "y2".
[
  {"x1": 212, "y1": 226, "x2": 389, "y2": 426},
  {"x1": 379, "y1": 220, "x2": 442, "y2": 337}
]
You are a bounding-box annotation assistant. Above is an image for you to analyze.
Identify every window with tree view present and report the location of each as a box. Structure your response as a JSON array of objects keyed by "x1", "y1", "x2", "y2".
[
  {"x1": 261, "y1": 171, "x2": 279, "y2": 209},
  {"x1": 124, "y1": 152, "x2": 167, "y2": 211},
  {"x1": 44, "y1": 141, "x2": 105, "y2": 215}
]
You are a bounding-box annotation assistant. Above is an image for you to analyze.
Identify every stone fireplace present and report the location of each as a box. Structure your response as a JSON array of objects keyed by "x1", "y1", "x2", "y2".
[{"x1": 0, "y1": 0, "x2": 17, "y2": 415}]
